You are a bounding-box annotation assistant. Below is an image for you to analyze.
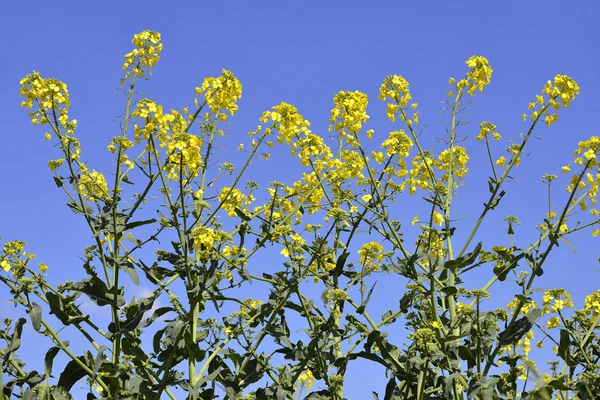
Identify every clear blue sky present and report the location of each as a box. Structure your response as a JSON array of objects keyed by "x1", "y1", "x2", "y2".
[{"x1": 1, "y1": 1, "x2": 599, "y2": 398}]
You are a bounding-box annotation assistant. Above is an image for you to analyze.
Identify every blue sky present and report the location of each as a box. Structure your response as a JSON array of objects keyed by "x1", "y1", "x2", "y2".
[{"x1": 1, "y1": 0, "x2": 600, "y2": 398}]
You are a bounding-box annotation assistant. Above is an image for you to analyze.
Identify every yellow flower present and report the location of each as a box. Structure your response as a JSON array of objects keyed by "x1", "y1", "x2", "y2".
[
  {"x1": 412, "y1": 214, "x2": 419, "y2": 226},
  {"x1": 1, "y1": 260, "x2": 10, "y2": 272},
  {"x1": 39, "y1": 263, "x2": 48, "y2": 273},
  {"x1": 496, "y1": 156, "x2": 507, "y2": 168},
  {"x1": 547, "y1": 317, "x2": 560, "y2": 329},
  {"x1": 122, "y1": 30, "x2": 163, "y2": 76},
  {"x1": 464, "y1": 55, "x2": 493, "y2": 95},
  {"x1": 79, "y1": 170, "x2": 109, "y2": 202},
  {"x1": 358, "y1": 242, "x2": 384, "y2": 268},
  {"x1": 361, "y1": 194, "x2": 373, "y2": 203},
  {"x1": 197, "y1": 69, "x2": 243, "y2": 120},
  {"x1": 432, "y1": 211, "x2": 444, "y2": 226},
  {"x1": 45, "y1": 133, "x2": 51, "y2": 141}
]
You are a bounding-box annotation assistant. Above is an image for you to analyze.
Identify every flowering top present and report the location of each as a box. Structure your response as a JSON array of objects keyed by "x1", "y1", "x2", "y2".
[
  {"x1": 259, "y1": 102, "x2": 311, "y2": 145},
  {"x1": 196, "y1": 69, "x2": 243, "y2": 121},
  {"x1": 476, "y1": 121, "x2": 501, "y2": 141},
  {"x1": 122, "y1": 30, "x2": 163, "y2": 77},
  {"x1": 463, "y1": 55, "x2": 493, "y2": 95},
  {"x1": 19, "y1": 72, "x2": 76, "y2": 134},
  {"x1": 525, "y1": 74, "x2": 579, "y2": 127},
  {"x1": 329, "y1": 90, "x2": 370, "y2": 140}
]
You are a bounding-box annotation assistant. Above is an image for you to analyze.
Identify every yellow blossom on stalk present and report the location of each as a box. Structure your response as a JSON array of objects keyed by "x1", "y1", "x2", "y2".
[
  {"x1": 197, "y1": 69, "x2": 242, "y2": 121},
  {"x1": 583, "y1": 290, "x2": 600, "y2": 316},
  {"x1": 122, "y1": 30, "x2": 163, "y2": 77},
  {"x1": 296, "y1": 133, "x2": 333, "y2": 169},
  {"x1": 330, "y1": 90, "x2": 370, "y2": 142},
  {"x1": 219, "y1": 187, "x2": 254, "y2": 218},
  {"x1": 132, "y1": 99, "x2": 179, "y2": 146},
  {"x1": 542, "y1": 289, "x2": 574, "y2": 315},
  {"x1": 107, "y1": 136, "x2": 134, "y2": 153},
  {"x1": 260, "y1": 102, "x2": 312, "y2": 145},
  {"x1": 406, "y1": 152, "x2": 437, "y2": 195},
  {"x1": 417, "y1": 227, "x2": 445, "y2": 262},
  {"x1": 496, "y1": 156, "x2": 507, "y2": 168},
  {"x1": 381, "y1": 129, "x2": 413, "y2": 158},
  {"x1": 164, "y1": 132, "x2": 204, "y2": 180},
  {"x1": 192, "y1": 226, "x2": 217, "y2": 252},
  {"x1": 412, "y1": 214, "x2": 419, "y2": 226},
  {"x1": 19, "y1": 72, "x2": 74, "y2": 131},
  {"x1": 48, "y1": 158, "x2": 65, "y2": 172},
  {"x1": 39, "y1": 263, "x2": 48, "y2": 273},
  {"x1": 379, "y1": 75, "x2": 412, "y2": 121},
  {"x1": 547, "y1": 316, "x2": 560, "y2": 329},
  {"x1": 437, "y1": 146, "x2": 469, "y2": 181},
  {"x1": 432, "y1": 211, "x2": 444, "y2": 226},
  {"x1": 1, "y1": 259, "x2": 10, "y2": 272},
  {"x1": 79, "y1": 170, "x2": 109, "y2": 202},
  {"x1": 476, "y1": 121, "x2": 501, "y2": 141},
  {"x1": 295, "y1": 370, "x2": 315, "y2": 391},
  {"x1": 460, "y1": 55, "x2": 493, "y2": 95},
  {"x1": 358, "y1": 242, "x2": 384, "y2": 268},
  {"x1": 524, "y1": 74, "x2": 579, "y2": 125}
]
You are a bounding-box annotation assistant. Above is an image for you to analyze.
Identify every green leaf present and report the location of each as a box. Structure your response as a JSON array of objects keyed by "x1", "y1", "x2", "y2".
[
  {"x1": 70, "y1": 277, "x2": 125, "y2": 308},
  {"x1": 333, "y1": 251, "x2": 350, "y2": 279},
  {"x1": 558, "y1": 329, "x2": 571, "y2": 361},
  {"x1": 57, "y1": 356, "x2": 88, "y2": 392},
  {"x1": 444, "y1": 242, "x2": 482, "y2": 271},
  {"x1": 384, "y1": 377, "x2": 401, "y2": 400},
  {"x1": 4, "y1": 318, "x2": 26, "y2": 363},
  {"x1": 53, "y1": 176, "x2": 64, "y2": 188},
  {"x1": 29, "y1": 302, "x2": 42, "y2": 332},
  {"x1": 108, "y1": 296, "x2": 156, "y2": 334},
  {"x1": 124, "y1": 218, "x2": 157, "y2": 231},
  {"x1": 234, "y1": 208, "x2": 250, "y2": 221},
  {"x1": 44, "y1": 346, "x2": 61, "y2": 377}
]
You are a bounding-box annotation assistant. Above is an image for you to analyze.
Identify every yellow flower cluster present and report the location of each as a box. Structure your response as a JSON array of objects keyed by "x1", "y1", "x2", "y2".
[
  {"x1": 132, "y1": 99, "x2": 182, "y2": 146},
  {"x1": 406, "y1": 152, "x2": 437, "y2": 195},
  {"x1": 196, "y1": 69, "x2": 242, "y2": 121},
  {"x1": 573, "y1": 136, "x2": 600, "y2": 169},
  {"x1": 192, "y1": 226, "x2": 217, "y2": 256},
  {"x1": 378, "y1": 74, "x2": 413, "y2": 121},
  {"x1": 122, "y1": 30, "x2": 162, "y2": 77},
  {"x1": 221, "y1": 246, "x2": 247, "y2": 268},
  {"x1": 542, "y1": 288, "x2": 574, "y2": 315},
  {"x1": 79, "y1": 170, "x2": 109, "y2": 202},
  {"x1": 455, "y1": 56, "x2": 493, "y2": 95},
  {"x1": 19, "y1": 72, "x2": 75, "y2": 133},
  {"x1": 164, "y1": 132, "x2": 204, "y2": 180},
  {"x1": 506, "y1": 298, "x2": 538, "y2": 316},
  {"x1": 437, "y1": 146, "x2": 469, "y2": 181},
  {"x1": 48, "y1": 158, "x2": 65, "y2": 172},
  {"x1": 296, "y1": 133, "x2": 332, "y2": 169},
  {"x1": 219, "y1": 187, "x2": 254, "y2": 218},
  {"x1": 381, "y1": 129, "x2": 413, "y2": 158},
  {"x1": 260, "y1": 102, "x2": 312, "y2": 145},
  {"x1": 583, "y1": 290, "x2": 600, "y2": 317},
  {"x1": 329, "y1": 90, "x2": 370, "y2": 139},
  {"x1": 1, "y1": 241, "x2": 42, "y2": 275},
  {"x1": 417, "y1": 227, "x2": 445, "y2": 262},
  {"x1": 526, "y1": 74, "x2": 579, "y2": 127},
  {"x1": 358, "y1": 242, "x2": 384, "y2": 268},
  {"x1": 295, "y1": 370, "x2": 314, "y2": 390},
  {"x1": 107, "y1": 136, "x2": 134, "y2": 153},
  {"x1": 476, "y1": 121, "x2": 501, "y2": 141}
]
